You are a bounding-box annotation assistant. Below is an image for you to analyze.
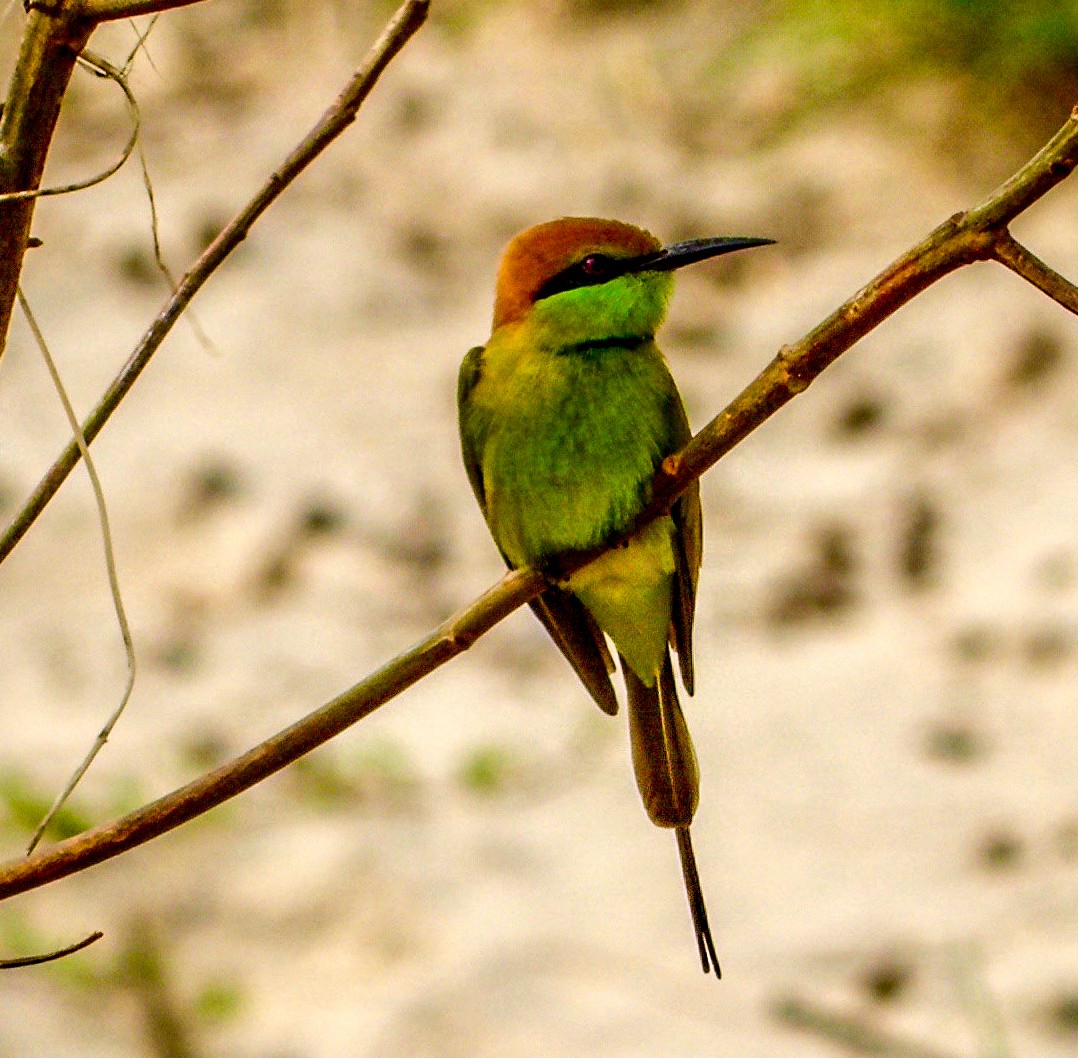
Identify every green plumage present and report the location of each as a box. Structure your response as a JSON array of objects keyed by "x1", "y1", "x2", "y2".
[
  {"x1": 458, "y1": 217, "x2": 737, "y2": 977},
  {"x1": 458, "y1": 271, "x2": 701, "y2": 689}
]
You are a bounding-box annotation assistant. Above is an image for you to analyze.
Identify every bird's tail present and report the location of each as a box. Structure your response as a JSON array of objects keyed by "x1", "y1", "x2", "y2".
[
  {"x1": 623, "y1": 654, "x2": 719, "y2": 976},
  {"x1": 676, "y1": 825, "x2": 719, "y2": 976}
]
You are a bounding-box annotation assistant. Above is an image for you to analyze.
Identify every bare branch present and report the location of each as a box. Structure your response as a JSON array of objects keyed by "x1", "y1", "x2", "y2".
[
  {"x1": 641, "y1": 104, "x2": 1078, "y2": 517},
  {"x1": 964, "y1": 103, "x2": 1078, "y2": 228},
  {"x1": 0, "y1": 566, "x2": 545, "y2": 899},
  {"x1": 0, "y1": 5, "x2": 95, "y2": 362},
  {"x1": 0, "y1": 104, "x2": 1075, "y2": 903},
  {"x1": 992, "y1": 231, "x2": 1078, "y2": 315},
  {"x1": 72, "y1": 0, "x2": 211, "y2": 20},
  {"x1": 0, "y1": 0, "x2": 432, "y2": 566},
  {"x1": 0, "y1": 929, "x2": 103, "y2": 969}
]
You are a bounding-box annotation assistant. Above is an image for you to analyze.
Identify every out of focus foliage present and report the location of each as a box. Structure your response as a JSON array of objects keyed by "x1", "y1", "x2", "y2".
[
  {"x1": 556, "y1": 0, "x2": 1077, "y2": 156},
  {"x1": 765, "y1": 0, "x2": 1078, "y2": 112}
]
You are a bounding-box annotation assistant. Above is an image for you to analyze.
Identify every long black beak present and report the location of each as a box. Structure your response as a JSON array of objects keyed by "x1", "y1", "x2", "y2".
[{"x1": 632, "y1": 235, "x2": 775, "y2": 273}]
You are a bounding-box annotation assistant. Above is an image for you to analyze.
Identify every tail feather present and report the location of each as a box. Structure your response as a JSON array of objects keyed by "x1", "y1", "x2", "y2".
[
  {"x1": 677, "y1": 826, "x2": 720, "y2": 977},
  {"x1": 624, "y1": 654, "x2": 698, "y2": 826},
  {"x1": 624, "y1": 653, "x2": 718, "y2": 977}
]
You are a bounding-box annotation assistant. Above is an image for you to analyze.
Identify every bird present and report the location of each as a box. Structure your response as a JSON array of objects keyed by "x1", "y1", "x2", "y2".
[{"x1": 457, "y1": 217, "x2": 773, "y2": 976}]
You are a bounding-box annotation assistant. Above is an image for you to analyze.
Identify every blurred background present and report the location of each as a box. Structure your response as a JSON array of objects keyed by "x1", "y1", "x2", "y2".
[{"x1": 0, "y1": 1, "x2": 1076, "y2": 1055}]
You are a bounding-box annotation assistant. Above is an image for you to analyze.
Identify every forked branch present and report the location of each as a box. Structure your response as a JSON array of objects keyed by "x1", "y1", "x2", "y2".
[{"x1": 0, "y1": 104, "x2": 1074, "y2": 902}]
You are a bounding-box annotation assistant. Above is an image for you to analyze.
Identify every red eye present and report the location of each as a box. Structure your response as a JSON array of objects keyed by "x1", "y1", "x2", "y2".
[{"x1": 581, "y1": 255, "x2": 606, "y2": 277}]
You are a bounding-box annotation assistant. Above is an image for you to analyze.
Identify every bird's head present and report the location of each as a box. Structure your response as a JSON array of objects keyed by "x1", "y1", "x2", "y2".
[{"x1": 491, "y1": 217, "x2": 772, "y2": 348}]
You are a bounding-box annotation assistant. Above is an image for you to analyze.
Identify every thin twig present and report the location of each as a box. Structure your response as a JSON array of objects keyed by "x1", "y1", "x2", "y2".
[
  {"x1": 0, "y1": 929, "x2": 104, "y2": 969},
  {"x1": 0, "y1": 49, "x2": 140, "y2": 205},
  {"x1": 17, "y1": 288, "x2": 137, "y2": 857},
  {"x1": 992, "y1": 231, "x2": 1078, "y2": 315},
  {"x1": 136, "y1": 135, "x2": 218, "y2": 355},
  {"x1": 0, "y1": 0, "x2": 432, "y2": 567},
  {"x1": 0, "y1": 104, "x2": 1075, "y2": 903},
  {"x1": 122, "y1": 12, "x2": 160, "y2": 75}
]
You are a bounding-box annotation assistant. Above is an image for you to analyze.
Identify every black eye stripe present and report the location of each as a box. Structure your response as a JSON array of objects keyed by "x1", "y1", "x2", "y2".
[{"x1": 535, "y1": 253, "x2": 627, "y2": 301}]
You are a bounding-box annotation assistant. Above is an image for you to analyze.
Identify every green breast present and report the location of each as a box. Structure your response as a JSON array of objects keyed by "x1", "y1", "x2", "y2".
[{"x1": 480, "y1": 339, "x2": 678, "y2": 568}]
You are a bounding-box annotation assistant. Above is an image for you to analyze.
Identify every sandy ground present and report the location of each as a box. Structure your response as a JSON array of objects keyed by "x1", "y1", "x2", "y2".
[{"x1": 0, "y1": 3, "x2": 1076, "y2": 1056}]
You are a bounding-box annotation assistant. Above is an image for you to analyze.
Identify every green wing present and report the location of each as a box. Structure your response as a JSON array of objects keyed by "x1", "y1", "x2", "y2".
[
  {"x1": 458, "y1": 345, "x2": 489, "y2": 511},
  {"x1": 457, "y1": 344, "x2": 619, "y2": 716},
  {"x1": 665, "y1": 386, "x2": 702, "y2": 697}
]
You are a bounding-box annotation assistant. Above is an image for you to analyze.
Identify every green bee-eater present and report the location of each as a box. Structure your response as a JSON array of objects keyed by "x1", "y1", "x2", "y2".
[{"x1": 458, "y1": 217, "x2": 772, "y2": 976}]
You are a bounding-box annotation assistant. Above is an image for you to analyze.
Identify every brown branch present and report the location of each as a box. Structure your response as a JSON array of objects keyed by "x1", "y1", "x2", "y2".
[
  {"x1": 0, "y1": 567, "x2": 545, "y2": 898},
  {"x1": 992, "y1": 231, "x2": 1078, "y2": 315},
  {"x1": 0, "y1": 105, "x2": 1076, "y2": 903},
  {"x1": 72, "y1": 0, "x2": 211, "y2": 19},
  {"x1": 0, "y1": 4, "x2": 95, "y2": 363},
  {"x1": 645, "y1": 102, "x2": 1078, "y2": 516},
  {"x1": 0, "y1": 0, "x2": 431, "y2": 567},
  {"x1": 964, "y1": 104, "x2": 1078, "y2": 227}
]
